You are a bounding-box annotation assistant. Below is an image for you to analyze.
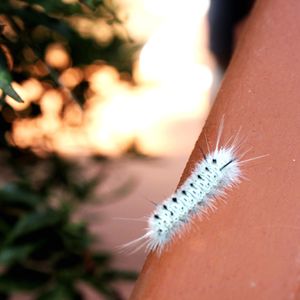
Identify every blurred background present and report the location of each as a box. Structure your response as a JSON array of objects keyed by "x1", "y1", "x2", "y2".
[{"x1": 0, "y1": 0, "x2": 253, "y2": 299}]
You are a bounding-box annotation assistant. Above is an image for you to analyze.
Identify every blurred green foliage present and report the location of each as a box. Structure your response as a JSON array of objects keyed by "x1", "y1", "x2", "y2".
[
  {"x1": 0, "y1": 154, "x2": 137, "y2": 300},
  {"x1": 0, "y1": 0, "x2": 139, "y2": 299},
  {"x1": 0, "y1": 0, "x2": 138, "y2": 105}
]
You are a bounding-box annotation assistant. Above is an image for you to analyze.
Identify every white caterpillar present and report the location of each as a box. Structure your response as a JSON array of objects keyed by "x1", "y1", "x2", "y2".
[{"x1": 122, "y1": 119, "x2": 260, "y2": 254}]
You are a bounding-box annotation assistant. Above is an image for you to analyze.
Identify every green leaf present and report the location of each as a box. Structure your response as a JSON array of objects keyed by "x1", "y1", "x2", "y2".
[
  {"x1": 0, "y1": 50, "x2": 24, "y2": 103},
  {"x1": 60, "y1": 223, "x2": 91, "y2": 252},
  {"x1": 0, "y1": 183, "x2": 43, "y2": 209},
  {"x1": 92, "y1": 252, "x2": 111, "y2": 266},
  {"x1": 0, "y1": 244, "x2": 36, "y2": 266},
  {"x1": 5, "y1": 208, "x2": 68, "y2": 244},
  {"x1": 0, "y1": 81, "x2": 24, "y2": 103},
  {"x1": 82, "y1": 0, "x2": 103, "y2": 9},
  {"x1": 0, "y1": 265, "x2": 49, "y2": 292}
]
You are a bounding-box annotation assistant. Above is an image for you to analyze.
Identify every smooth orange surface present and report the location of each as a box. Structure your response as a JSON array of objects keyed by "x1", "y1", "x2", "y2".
[{"x1": 130, "y1": 0, "x2": 300, "y2": 299}]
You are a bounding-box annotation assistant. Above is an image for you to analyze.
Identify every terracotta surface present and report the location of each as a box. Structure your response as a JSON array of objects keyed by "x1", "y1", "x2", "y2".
[{"x1": 130, "y1": 0, "x2": 300, "y2": 299}]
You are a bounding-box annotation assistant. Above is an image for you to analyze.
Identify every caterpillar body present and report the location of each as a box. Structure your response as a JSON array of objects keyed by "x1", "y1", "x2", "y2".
[
  {"x1": 122, "y1": 120, "x2": 260, "y2": 254},
  {"x1": 146, "y1": 146, "x2": 241, "y2": 253}
]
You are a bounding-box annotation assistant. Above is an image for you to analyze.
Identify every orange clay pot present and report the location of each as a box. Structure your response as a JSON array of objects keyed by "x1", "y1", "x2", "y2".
[{"x1": 130, "y1": 0, "x2": 300, "y2": 299}]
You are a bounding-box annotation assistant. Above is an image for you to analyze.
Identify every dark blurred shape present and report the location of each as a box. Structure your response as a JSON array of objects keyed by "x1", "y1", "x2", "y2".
[{"x1": 208, "y1": 0, "x2": 255, "y2": 71}]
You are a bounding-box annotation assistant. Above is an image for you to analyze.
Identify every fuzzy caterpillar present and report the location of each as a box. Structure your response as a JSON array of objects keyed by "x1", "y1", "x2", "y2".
[{"x1": 122, "y1": 119, "x2": 261, "y2": 254}]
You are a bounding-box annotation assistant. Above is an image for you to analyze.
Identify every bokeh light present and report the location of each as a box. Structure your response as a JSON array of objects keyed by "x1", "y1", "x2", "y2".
[{"x1": 11, "y1": 0, "x2": 212, "y2": 157}]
